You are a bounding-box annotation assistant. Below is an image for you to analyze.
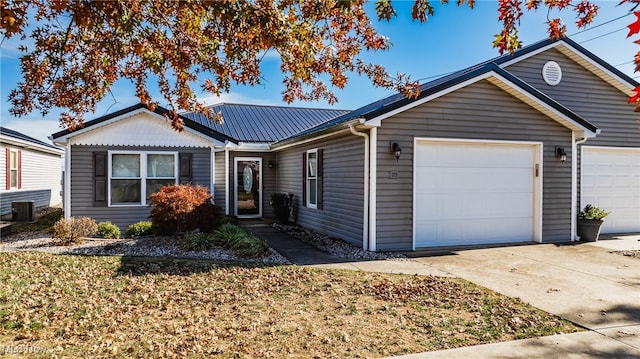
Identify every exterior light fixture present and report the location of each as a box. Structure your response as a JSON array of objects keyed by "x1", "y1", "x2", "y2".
[
  {"x1": 268, "y1": 160, "x2": 275, "y2": 169},
  {"x1": 555, "y1": 147, "x2": 567, "y2": 163},
  {"x1": 391, "y1": 142, "x2": 402, "y2": 161}
]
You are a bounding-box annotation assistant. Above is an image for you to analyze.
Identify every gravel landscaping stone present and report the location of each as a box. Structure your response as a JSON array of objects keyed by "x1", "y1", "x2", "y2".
[
  {"x1": 0, "y1": 231, "x2": 290, "y2": 265},
  {"x1": 2, "y1": 211, "x2": 408, "y2": 265}
]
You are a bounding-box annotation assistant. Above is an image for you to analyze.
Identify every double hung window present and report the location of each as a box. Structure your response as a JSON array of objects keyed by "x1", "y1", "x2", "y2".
[
  {"x1": 110, "y1": 152, "x2": 177, "y2": 205},
  {"x1": 306, "y1": 150, "x2": 318, "y2": 208},
  {"x1": 9, "y1": 150, "x2": 18, "y2": 189}
]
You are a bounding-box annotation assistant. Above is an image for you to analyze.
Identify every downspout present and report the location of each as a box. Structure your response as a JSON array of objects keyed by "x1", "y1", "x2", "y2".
[
  {"x1": 349, "y1": 125, "x2": 369, "y2": 251},
  {"x1": 63, "y1": 143, "x2": 71, "y2": 219},
  {"x1": 210, "y1": 147, "x2": 215, "y2": 202},
  {"x1": 369, "y1": 127, "x2": 377, "y2": 252},
  {"x1": 571, "y1": 134, "x2": 589, "y2": 241},
  {"x1": 224, "y1": 146, "x2": 230, "y2": 215}
]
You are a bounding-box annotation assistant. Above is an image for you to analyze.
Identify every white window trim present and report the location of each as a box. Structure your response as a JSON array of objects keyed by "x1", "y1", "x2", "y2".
[
  {"x1": 108, "y1": 150, "x2": 178, "y2": 207},
  {"x1": 9, "y1": 149, "x2": 19, "y2": 189},
  {"x1": 306, "y1": 149, "x2": 318, "y2": 209}
]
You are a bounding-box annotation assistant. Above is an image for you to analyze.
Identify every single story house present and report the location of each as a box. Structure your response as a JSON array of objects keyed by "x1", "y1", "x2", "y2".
[
  {"x1": 51, "y1": 37, "x2": 639, "y2": 251},
  {"x1": 0, "y1": 127, "x2": 64, "y2": 219}
]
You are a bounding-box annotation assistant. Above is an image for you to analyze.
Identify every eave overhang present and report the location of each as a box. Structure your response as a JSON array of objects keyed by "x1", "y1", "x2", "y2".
[{"x1": 363, "y1": 64, "x2": 598, "y2": 138}]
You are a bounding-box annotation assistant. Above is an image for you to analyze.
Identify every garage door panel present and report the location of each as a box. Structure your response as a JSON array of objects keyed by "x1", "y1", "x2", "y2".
[
  {"x1": 581, "y1": 147, "x2": 640, "y2": 234},
  {"x1": 415, "y1": 140, "x2": 537, "y2": 248},
  {"x1": 416, "y1": 167, "x2": 532, "y2": 194},
  {"x1": 416, "y1": 217, "x2": 532, "y2": 246},
  {"x1": 418, "y1": 192, "x2": 532, "y2": 221}
]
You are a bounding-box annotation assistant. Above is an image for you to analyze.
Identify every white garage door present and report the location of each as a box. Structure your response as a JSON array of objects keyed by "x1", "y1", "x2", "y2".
[
  {"x1": 581, "y1": 147, "x2": 640, "y2": 234},
  {"x1": 414, "y1": 140, "x2": 539, "y2": 248}
]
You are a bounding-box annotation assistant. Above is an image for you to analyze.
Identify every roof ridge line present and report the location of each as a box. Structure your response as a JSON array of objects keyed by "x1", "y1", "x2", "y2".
[{"x1": 203, "y1": 102, "x2": 351, "y2": 112}]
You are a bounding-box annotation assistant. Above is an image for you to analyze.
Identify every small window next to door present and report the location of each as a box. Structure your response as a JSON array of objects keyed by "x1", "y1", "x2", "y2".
[
  {"x1": 302, "y1": 149, "x2": 323, "y2": 209},
  {"x1": 306, "y1": 150, "x2": 318, "y2": 208}
]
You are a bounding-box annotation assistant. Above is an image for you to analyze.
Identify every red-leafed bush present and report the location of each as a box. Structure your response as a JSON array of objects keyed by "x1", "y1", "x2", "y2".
[{"x1": 148, "y1": 185, "x2": 223, "y2": 235}]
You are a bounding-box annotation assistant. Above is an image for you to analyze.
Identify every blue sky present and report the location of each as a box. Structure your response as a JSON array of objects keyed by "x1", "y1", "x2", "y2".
[{"x1": 0, "y1": 1, "x2": 636, "y2": 143}]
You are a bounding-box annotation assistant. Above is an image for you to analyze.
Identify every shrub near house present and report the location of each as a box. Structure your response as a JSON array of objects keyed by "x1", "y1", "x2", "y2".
[{"x1": 148, "y1": 184, "x2": 223, "y2": 235}]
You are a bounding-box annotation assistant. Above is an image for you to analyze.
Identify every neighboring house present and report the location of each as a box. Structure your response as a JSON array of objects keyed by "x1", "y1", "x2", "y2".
[
  {"x1": 51, "y1": 37, "x2": 639, "y2": 250},
  {"x1": 0, "y1": 127, "x2": 65, "y2": 219}
]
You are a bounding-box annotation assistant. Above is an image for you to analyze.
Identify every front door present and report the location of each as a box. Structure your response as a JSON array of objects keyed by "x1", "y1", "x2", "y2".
[{"x1": 234, "y1": 157, "x2": 262, "y2": 218}]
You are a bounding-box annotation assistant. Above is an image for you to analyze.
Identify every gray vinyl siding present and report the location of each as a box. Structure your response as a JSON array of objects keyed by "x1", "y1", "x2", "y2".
[
  {"x1": 376, "y1": 80, "x2": 573, "y2": 250},
  {"x1": 276, "y1": 132, "x2": 365, "y2": 246},
  {"x1": 505, "y1": 48, "x2": 640, "y2": 147},
  {"x1": 505, "y1": 48, "x2": 640, "y2": 209},
  {"x1": 0, "y1": 144, "x2": 63, "y2": 216},
  {"x1": 69, "y1": 145, "x2": 211, "y2": 231},
  {"x1": 226, "y1": 151, "x2": 277, "y2": 219},
  {"x1": 0, "y1": 146, "x2": 4, "y2": 191},
  {"x1": 0, "y1": 190, "x2": 58, "y2": 218},
  {"x1": 214, "y1": 151, "x2": 227, "y2": 211}
]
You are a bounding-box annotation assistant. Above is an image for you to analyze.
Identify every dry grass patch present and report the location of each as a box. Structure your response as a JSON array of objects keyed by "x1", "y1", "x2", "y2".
[{"x1": 0, "y1": 252, "x2": 580, "y2": 358}]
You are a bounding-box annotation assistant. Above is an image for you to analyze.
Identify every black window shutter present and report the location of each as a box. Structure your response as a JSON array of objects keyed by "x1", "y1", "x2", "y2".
[
  {"x1": 317, "y1": 149, "x2": 323, "y2": 210},
  {"x1": 301, "y1": 152, "x2": 306, "y2": 207},
  {"x1": 93, "y1": 151, "x2": 108, "y2": 206},
  {"x1": 179, "y1": 153, "x2": 193, "y2": 184}
]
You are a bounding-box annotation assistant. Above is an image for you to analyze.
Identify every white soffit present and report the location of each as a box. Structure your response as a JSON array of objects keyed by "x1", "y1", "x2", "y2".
[
  {"x1": 499, "y1": 41, "x2": 635, "y2": 96},
  {"x1": 69, "y1": 112, "x2": 214, "y2": 147},
  {"x1": 555, "y1": 45, "x2": 635, "y2": 96}
]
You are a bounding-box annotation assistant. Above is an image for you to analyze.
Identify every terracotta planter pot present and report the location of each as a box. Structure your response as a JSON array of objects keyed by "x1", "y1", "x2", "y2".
[{"x1": 577, "y1": 219, "x2": 604, "y2": 242}]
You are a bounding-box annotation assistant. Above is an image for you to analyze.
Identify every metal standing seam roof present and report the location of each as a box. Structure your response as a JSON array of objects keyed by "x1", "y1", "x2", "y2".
[
  {"x1": 277, "y1": 38, "x2": 613, "y2": 143},
  {"x1": 1, "y1": 126, "x2": 63, "y2": 151},
  {"x1": 181, "y1": 103, "x2": 350, "y2": 143},
  {"x1": 51, "y1": 103, "x2": 238, "y2": 144},
  {"x1": 50, "y1": 38, "x2": 625, "y2": 146}
]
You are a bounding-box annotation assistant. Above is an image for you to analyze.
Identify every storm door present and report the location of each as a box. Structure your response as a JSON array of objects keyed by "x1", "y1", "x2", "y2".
[{"x1": 234, "y1": 157, "x2": 262, "y2": 218}]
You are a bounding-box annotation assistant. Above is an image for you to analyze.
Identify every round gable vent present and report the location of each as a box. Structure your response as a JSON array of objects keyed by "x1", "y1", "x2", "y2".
[{"x1": 542, "y1": 61, "x2": 562, "y2": 86}]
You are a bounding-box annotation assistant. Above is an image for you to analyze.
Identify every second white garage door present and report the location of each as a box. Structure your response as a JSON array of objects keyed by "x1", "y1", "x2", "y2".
[
  {"x1": 414, "y1": 140, "x2": 540, "y2": 248},
  {"x1": 581, "y1": 146, "x2": 640, "y2": 234}
]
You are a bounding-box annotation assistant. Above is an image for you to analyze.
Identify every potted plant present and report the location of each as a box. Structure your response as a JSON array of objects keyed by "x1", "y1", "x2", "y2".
[{"x1": 577, "y1": 204, "x2": 610, "y2": 242}]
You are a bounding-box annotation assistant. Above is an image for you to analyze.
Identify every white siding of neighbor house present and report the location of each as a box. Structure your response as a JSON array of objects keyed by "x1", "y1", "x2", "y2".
[
  {"x1": 375, "y1": 80, "x2": 573, "y2": 251},
  {"x1": 276, "y1": 133, "x2": 365, "y2": 246},
  {"x1": 69, "y1": 145, "x2": 211, "y2": 231},
  {"x1": 0, "y1": 143, "x2": 63, "y2": 216}
]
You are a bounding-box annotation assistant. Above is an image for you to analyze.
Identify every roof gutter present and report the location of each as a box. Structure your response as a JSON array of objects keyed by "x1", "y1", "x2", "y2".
[
  {"x1": 270, "y1": 118, "x2": 364, "y2": 151},
  {"x1": 2, "y1": 135, "x2": 64, "y2": 155},
  {"x1": 232, "y1": 142, "x2": 271, "y2": 152}
]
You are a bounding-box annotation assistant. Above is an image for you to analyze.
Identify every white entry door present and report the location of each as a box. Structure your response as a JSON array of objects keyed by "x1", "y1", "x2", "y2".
[
  {"x1": 581, "y1": 146, "x2": 640, "y2": 234},
  {"x1": 414, "y1": 139, "x2": 540, "y2": 248}
]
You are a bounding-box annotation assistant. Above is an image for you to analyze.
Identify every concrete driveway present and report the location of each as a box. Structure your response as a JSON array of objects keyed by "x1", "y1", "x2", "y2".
[{"x1": 316, "y1": 235, "x2": 640, "y2": 358}]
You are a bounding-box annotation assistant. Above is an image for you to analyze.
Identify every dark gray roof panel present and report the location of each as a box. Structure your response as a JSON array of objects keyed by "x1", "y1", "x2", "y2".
[
  {"x1": 1, "y1": 126, "x2": 62, "y2": 150},
  {"x1": 282, "y1": 38, "x2": 605, "y2": 142},
  {"x1": 51, "y1": 103, "x2": 238, "y2": 143},
  {"x1": 182, "y1": 103, "x2": 349, "y2": 143}
]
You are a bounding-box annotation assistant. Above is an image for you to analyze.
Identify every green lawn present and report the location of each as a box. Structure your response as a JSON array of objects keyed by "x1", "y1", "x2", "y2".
[{"x1": 0, "y1": 252, "x2": 580, "y2": 358}]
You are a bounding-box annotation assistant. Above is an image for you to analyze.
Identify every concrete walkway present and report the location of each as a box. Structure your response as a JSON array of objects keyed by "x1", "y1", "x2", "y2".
[
  {"x1": 390, "y1": 235, "x2": 640, "y2": 358},
  {"x1": 250, "y1": 222, "x2": 640, "y2": 358},
  {"x1": 244, "y1": 222, "x2": 347, "y2": 265}
]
